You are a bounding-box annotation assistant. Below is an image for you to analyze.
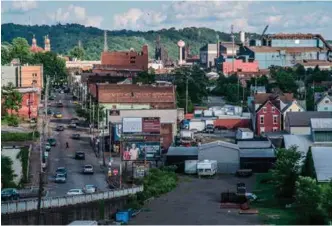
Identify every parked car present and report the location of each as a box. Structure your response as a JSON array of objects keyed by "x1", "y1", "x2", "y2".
[
  {"x1": 54, "y1": 112, "x2": 63, "y2": 118},
  {"x1": 82, "y1": 164, "x2": 94, "y2": 174},
  {"x1": 70, "y1": 118, "x2": 80, "y2": 124},
  {"x1": 67, "y1": 189, "x2": 84, "y2": 196},
  {"x1": 56, "y1": 103, "x2": 64, "y2": 108},
  {"x1": 48, "y1": 96, "x2": 55, "y2": 100},
  {"x1": 46, "y1": 109, "x2": 53, "y2": 115},
  {"x1": 83, "y1": 185, "x2": 97, "y2": 194},
  {"x1": 56, "y1": 167, "x2": 67, "y2": 177},
  {"x1": 47, "y1": 138, "x2": 57, "y2": 146},
  {"x1": 73, "y1": 101, "x2": 79, "y2": 105},
  {"x1": 68, "y1": 123, "x2": 77, "y2": 128},
  {"x1": 55, "y1": 174, "x2": 66, "y2": 183},
  {"x1": 72, "y1": 134, "x2": 80, "y2": 140},
  {"x1": 56, "y1": 125, "x2": 64, "y2": 131},
  {"x1": 1, "y1": 188, "x2": 20, "y2": 201},
  {"x1": 60, "y1": 90, "x2": 64, "y2": 94},
  {"x1": 75, "y1": 151, "x2": 85, "y2": 160},
  {"x1": 45, "y1": 143, "x2": 51, "y2": 151}
]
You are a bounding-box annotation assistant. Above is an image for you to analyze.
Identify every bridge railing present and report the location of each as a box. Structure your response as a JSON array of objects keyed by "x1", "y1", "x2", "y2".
[{"x1": 1, "y1": 186, "x2": 143, "y2": 214}]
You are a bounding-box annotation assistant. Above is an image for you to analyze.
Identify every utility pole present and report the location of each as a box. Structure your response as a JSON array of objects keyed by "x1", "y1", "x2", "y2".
[
  {"x1": 92, "y1": 103, "x2": 95, "y2": 137},
  {"x1": 185, "y1": 75, "x2": 189, "y2": 114},
  {"x1": 89, "y1": 95, "x2": 92, "y2": 134},
  {"x1": 36, "y1": 75, "x2": 49, "y2": 225}
]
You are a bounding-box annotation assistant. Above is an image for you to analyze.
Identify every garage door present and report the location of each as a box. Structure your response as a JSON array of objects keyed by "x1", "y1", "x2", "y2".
[{"x1": 217, "y1": 162, "x2": 239, "y2": 174}]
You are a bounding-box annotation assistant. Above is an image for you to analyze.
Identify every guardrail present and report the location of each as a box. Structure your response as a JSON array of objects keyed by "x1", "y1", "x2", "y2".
[{"x1": 1, "y1": 186, "x2": 143, "y2": 214}]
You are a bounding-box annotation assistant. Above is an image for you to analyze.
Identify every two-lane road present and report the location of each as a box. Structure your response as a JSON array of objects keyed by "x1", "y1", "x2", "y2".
[{"x1": 45, "y1": 93, "x2": 109, "y2": 197}]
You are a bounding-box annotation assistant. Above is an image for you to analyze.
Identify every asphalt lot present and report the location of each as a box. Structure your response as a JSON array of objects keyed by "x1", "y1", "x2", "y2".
[
  {"x1": 45, "y1": 92, "x2": 109, "y2": 197},
  {"x1": 131, "y1": 175, "x2": 261, "y2": 225}
]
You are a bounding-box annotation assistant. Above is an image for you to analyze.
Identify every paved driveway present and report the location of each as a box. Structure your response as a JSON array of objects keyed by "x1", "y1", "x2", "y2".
[{"x1": 131, "y1": 175, "x2": 261, "y2": 225}]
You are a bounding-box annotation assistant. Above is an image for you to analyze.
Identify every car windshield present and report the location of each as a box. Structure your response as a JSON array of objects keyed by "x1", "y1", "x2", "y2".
[
  {"x1": 56, "y1": 174, "x2": 65, "y2": 178},
  {"x1": 2, "y1": 189, "x2": 14, "y2": 194},
  {"x1": 84, "y1": 165, "x2": 92, "y2": 169},
  {"x1": 48, "y1": 138, "x2": 55, "y2": 142},
  {"x1": 70, "y1": 189, "x2": 79, "y2": 193},
  {"x1": 56, "y1": 168, "x2": 66, "y2": 172},
  {"x1": 85, "y1": 185, "x2": 94, "y2": 189}
]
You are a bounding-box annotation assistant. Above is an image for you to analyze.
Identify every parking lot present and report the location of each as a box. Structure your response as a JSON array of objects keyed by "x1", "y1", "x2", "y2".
[{"x1": 131, "y1": 175, "x2": 261, "y2": 225}]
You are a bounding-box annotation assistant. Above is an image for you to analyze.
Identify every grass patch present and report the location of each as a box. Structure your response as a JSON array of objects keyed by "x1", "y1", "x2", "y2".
[
  {"x1": 2, "y1": 131, "x2": 40, "y2": 142},
  {"x1": 252, "y1": 173, "x2": 297, "y2": 225}
]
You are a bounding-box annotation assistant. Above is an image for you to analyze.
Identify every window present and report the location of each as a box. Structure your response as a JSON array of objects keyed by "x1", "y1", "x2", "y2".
[
  {"x1": 273, "y1": 115, "x2": 278, "y2": 124},
  {"x1": 325, "y1": 100, "x2": 330, "y2": 104},
  {"x1": 325, "y1": 107, "x2": 328, "y2": 111},
  {"x1": 260, "y1": 115, "x2": 264, "y2": 124},
  {"x1": 272, "y1": 107, "x2": 275, "y2": 112},
  {"x1": 273, "y1": 127, "x2": 278, "y2": 132},
  {"x1": 260, "y1": 127, "x2": 265, "y2": 134},
  {"x1": 263, "y1": 107, "x2": 267, "y2": 113}
]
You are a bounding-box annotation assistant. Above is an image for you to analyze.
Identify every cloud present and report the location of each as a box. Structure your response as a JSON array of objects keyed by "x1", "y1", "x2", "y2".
[
  {"x1": 12, "y1": 0, "x2": 37, "y2": 12},
  {"x1": 49, "y1": 4, "x2": 103, "y2": 28},
  {"x1": 111, "y1": 1, "x2": 332, "y2": 38}
]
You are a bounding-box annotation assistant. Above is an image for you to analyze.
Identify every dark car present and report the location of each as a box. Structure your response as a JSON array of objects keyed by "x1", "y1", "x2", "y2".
[
  {"x1": 1, "y1": 188, "x2": 20, "y2": 201},
  {"x1": 47, "y1": 138, "x2": 56, "y2": 146},
  {"x1": 56, "y1": 167, "x2": 67, "y2": 177},
  {"x1": 48, "y1": 96, "x2": 55, "y2": 101},
  {"x1": 68, "y1": 123, "x2": 77, "y2": 128},
  {"x1": 56, "y1": 125, "x2": 64, "y2": 131},
  {"x1": 72, "y1": 134, "x2": 80, "y2": 140},
  {"x1": 75, "y1": 151, "x2": 85, "y2": 160},
  {"x1": 70, "y1": 118, "x2": 80, "y2": 124},
  {"x1": 46, "y1": 109, "x2": 53, "y2": 115},
  {"x1": 56, "y1": 103, "x2": 64, "y2": 108}
]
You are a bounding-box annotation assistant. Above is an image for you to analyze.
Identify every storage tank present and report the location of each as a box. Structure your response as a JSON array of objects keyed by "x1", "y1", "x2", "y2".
[{"x1": 185, "y1": 160, "x2": 198, "y2": 174}]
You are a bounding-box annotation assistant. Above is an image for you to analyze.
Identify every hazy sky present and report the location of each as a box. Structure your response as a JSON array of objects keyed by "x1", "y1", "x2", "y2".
[{"x1": 2, "y1": 1, "x2": 332, "y2": 39}]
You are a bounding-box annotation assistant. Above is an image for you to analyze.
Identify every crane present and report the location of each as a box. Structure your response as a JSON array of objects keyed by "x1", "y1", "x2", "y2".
[{"x1": 260, "y1": 25, "x2": 269, "y2": 40}]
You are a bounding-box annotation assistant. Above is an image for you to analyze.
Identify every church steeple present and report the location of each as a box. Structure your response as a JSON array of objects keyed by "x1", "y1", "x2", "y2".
[
  {"x1": 44, "y1": 35, "x2": 51, "y2": 52},
  {"x1": 32, "y1": 34, "x2": 37, "y2": 47}
]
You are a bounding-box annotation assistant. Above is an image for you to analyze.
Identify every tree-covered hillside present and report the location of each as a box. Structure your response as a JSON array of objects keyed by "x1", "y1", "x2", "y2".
[{"x1": 1, "y1": 23, "x2": 260, "y2": 61}]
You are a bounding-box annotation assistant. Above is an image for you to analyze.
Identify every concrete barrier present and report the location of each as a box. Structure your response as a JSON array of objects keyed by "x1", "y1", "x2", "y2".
[{"x1": 2, "y1": 186, "x2": 143, "y2": 214}]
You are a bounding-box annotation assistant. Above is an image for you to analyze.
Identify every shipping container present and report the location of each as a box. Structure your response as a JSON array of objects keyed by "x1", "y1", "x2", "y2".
[
  {"x1": 203, "y1": 110, "x2": 213, "y2": 117},
  {"x1": 194, "y1": 110, "x2": 203, "y2": 117},
  {"x1": 185, "y1": 160, "x2": 198, "y2": 174}
]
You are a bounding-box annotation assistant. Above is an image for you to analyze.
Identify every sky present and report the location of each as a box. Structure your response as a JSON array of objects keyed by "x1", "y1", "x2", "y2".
[{"x1": 2, "y1": 1, "x2": 332, "y2": 39}]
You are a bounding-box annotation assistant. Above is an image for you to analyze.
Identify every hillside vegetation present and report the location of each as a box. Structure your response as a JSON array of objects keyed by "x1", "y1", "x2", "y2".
[{"x1": 1, "y1": 23, "x2": 260, "y2": 60}]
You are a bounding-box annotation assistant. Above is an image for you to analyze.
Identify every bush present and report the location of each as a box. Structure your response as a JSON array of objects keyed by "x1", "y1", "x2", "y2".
[
  {"x1": 2, "y1": 131, "x2": 40, "y2": 142},
  {"x1": 1, "y1": 155, "x2": 17, "y2": 188},
  {"x1": 2, "y1": 115, "x2": 19, "y2": 126},
  {"x1": 17, "y1": 147, "x2": 30, "y2": 185}
]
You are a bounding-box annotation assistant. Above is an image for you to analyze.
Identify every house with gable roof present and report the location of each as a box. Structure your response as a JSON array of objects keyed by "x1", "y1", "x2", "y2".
[{"x1": 316, "y1": 94, "x2": 332, "y2": 112}]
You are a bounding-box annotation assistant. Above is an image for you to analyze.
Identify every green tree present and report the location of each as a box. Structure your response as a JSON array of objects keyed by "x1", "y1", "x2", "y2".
[
  {"x1": 2, "y1": 83, "x2": 23, "y2": 116},
  {"x1": 69, "y1": 46, "x2": 85, "y2": 60},
  {"x1": 275, "y1": 70, "x2": 298, "y2": 94},
  {"x1": 11, "y1": 37, "x2": 32, "y2": 64},
  {"x1": 295, "y1": 64, "x2": 306, "y2": 80},
  {"x1": 1, "y1": 155, "x2": 16, "y2": 188},
  {"x1": 302, "y1": 147, "x2": 316, "y2": 179},
  {"x1": 305, "y1": 87, "x2": 315, "y2": 111},
  {"x1": 133, "y1": 70, "x2": 156, "y2": 84},
  {"x1": 321, "y1": 181, "x2": 332, "y2": 220},
  {"x1": 295, "y1": 176, "x2": 326, "y2": 224},
  {"x1": 1, "y1": 42, "x2": 12, "y2": 65},
  {"x1": 30, "y1": 51, "x2": 67, "y2": 84},
  {"x1": 270, "y1": 147, "x2": 303, "y2": 198}
]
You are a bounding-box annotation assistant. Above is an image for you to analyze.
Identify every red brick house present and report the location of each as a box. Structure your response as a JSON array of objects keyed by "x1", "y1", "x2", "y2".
[{"x1": 255, "y1": 99, "x2": 282, "y2": 135}]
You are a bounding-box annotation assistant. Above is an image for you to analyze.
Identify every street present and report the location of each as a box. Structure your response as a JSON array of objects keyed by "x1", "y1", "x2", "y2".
[{"x1": 45, "y1": 92, "x2": 109, "y2": 197}]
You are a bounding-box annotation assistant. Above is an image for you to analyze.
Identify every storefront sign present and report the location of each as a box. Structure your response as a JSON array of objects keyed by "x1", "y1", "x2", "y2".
[
  {"x1": 142, "y1": 117, "x2": 160, "y2": 134},
  {"x1": 122, "y1": 118, "x2": 142, "y2": 133}
]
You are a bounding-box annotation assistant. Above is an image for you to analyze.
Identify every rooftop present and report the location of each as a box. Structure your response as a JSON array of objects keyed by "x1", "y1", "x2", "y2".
[
  {"x1": 237, "y1": 140, "x2": 272, "y2": 149},
  {"x1": 312, "y1": 146, "x2": 332, "y2": 182},
  {"x1": 199, "y1": 140, "x2": 239, "y2": 151},
  {"x1": 296, "y1": 60, "x2": 332, "y2": 67},
  {"x1": 311, "y1": 118, "x2": 332, "y2": 131},
  {"x1": 167, "y1": 146, "x2": 199, "y2": 156},
  {"x1": 239, "y1": 148, "x2": 275, "y2": 158},
  {"x1": 254, "y1": 93, "x2": 294, "y2": 105},
  {"x1": 248, "y1": 46, "x2": 326, "y2": 53},
  {"x1": 283, "y1": 135, "x2": 313, "y2": 156},
  {"x1": 286, "y1": 111, "x2": 332, "y2": 127}
]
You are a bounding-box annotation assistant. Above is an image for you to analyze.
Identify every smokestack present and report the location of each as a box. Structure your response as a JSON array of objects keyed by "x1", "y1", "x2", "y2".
[{"x1": 104, "y1": 30, "x2": 108, "y2": 52}]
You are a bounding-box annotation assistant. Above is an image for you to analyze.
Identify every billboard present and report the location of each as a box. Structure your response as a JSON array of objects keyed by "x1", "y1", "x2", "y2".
[
  {"x1": 142, "y1": 117, "x2": 160, "y2": 134},
  {"x1": 122, "y1": 118, "x2": 142, "y2": 133},
  {"x1": 113, "y1": 124, "x2": 122, "y2": 141},
  {"x1": 122, "y1": 142, "x2": 160, "y2": 161}
]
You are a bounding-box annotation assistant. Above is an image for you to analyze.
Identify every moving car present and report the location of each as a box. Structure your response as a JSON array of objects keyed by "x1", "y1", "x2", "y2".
[
  {"x1": 67, "y1": 189, "x2": 84, "y2": 196},
  {"x1": 55, "y1": 174, "x2": 66, "y2": 183},
  {"x1": 75, "y1": 151, "x2": 85, "y2": 160},
  {"x1": 45, "y1": 143, "x2": 51, "y2": 151},
  {"x1": 56, "y1": 102, "x2": 64, "y2": 108},
  {"x1": 54, "y1": 112, "x2": 63, "y2": 118},
  {"x1": 82, "y1": 164, "x2": 94, "y2": 174},
  {"x1": 47, "y1": 138, "x2": 56, "y2": 146},
  {"x1": 68, "y1": 123, "x2": 77, "y2": 128},
  {"x1": 83, "y1": 185, "x2": 97, "y2": 194},
  {"x1": 72, "y1": 134, "x2": 80, "y2": 140},
  {"x1": 48, "y1": 96, "x2": 55, "y2": 100},
  {"x1": 60, "y1": 90, "x2": 64, "y2": 94},
  {"x1": 56, "y1": 167, "x2": 67, "y2": 177},
  {"x1": 70, "y1": 118, "x2": 80, "y2": 124},
  {"x1": 56, "y1": 125, "x2": 64, "y2": 131},
  {"x1": 73, "y1": 101, "x2": 79, "y2": 105},
  {"x1": 1, "y1": 188, "x2": 20, "y2": 201},
  {"x1": 46, "y1": 109, "x2": 53, "y2": 115}
]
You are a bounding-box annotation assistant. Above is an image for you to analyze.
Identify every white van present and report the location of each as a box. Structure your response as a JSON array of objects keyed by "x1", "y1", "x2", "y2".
[{"x1": 197, "y1": 160, "x2": 217, "y2": 176}]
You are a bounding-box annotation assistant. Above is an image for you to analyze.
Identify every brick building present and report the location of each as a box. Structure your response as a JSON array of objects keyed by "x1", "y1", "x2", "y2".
[
  {"x1": 222, "y1": 59, "x2": 259, "y2": 76},
  {"x1": 255, "y1": 100, "x2": 282, "y2": 135},
  {"x1": 99, "y1": 45, "x2": 149, "y2": 71},
  {"x1": 1, "y1": 65, "x2": 43, "y2": 89}
]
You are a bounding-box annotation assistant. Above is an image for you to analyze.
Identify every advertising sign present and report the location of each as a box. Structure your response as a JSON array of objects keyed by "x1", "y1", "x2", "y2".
[
  {"x1": 122, "y1": 142, "x2": 160, "y2": 161},
  {"x1": 122, "y1": 118, "x2": 142, "y2": 133},
  {"x1": 113, "y1": 124, "x2": 122, "y2": 141},
  {"x1": 142, "y1": 117, "x2": 160, "y2": 134}
]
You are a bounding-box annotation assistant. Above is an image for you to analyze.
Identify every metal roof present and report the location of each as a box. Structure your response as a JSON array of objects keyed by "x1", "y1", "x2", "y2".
[
  {"x1": 311, "y1": 118, "x2": 332, "y2": 131},
  {"x1": 312, "y1": 147, "x2": 332, "y2": 182},
  {"x1": 239, "y1": 148, "x2": 275, "y2": 158},
  {"x1": 199, "y1": 141, "x2": 239, "y2": 151},
  {"x1": 167, "y1": 147, "x2": 199, "y2": 156},
  {"x1": 237, "y1": 140, "x2": 272, "y2": 149},
  {"x1": 283, "y1": 135, "x2": 313, "y2": 156},
  {"x1": 286, "y1": 112, "x2": 332, "y2": 127}
]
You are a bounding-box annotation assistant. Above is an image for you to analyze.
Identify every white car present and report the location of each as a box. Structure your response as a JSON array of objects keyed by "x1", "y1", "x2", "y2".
[
  {"x1": 67, "y1": 189, "x2": 84, "y2": 196},
  {"x1": 83, "y1": 185, "x2": 97, "y2": 194}
]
